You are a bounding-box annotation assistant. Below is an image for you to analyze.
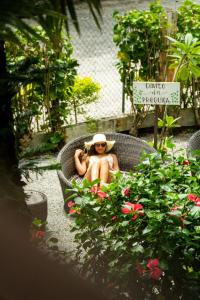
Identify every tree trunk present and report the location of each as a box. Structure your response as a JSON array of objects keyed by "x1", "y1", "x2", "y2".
[
  {"x1": 0, "y1": 40, "x2": 28, "y2": 214},
  {"x1": 0, "y1": 40, "x2": 17, "y2": 169}
]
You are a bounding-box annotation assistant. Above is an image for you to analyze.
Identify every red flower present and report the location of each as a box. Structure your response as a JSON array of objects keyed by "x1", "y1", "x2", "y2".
[
  {"x1": 195, "y1": 198, "x2": 200, "y2": 206},
  {"x1": 183, "y1": 160, "x2": 190, "y2": 165},
  {"x1": 90, "y1": 185, "x2": 99, "y2": 194},
  {"x1": 147, "y1": 258, "x2": 159, "y2": 269},
  {"x1": 69, "y1": 207, "x2": 81, "y2": 215},
  {"x1": 123, "y1": 187, "x2": 130, "y2": 197},
  {"x1": 121, "y1": 207, "x2": 131, "y2": 214},
  {"x1": 187, "y1": 194, "x2": 200, "y2": 206},
  {"x1": 69, "y1": 208, "x2": 76, "y2": 214},
  {"x1": 132, "y1": 215, "x2": 138, "y2": 221},
  {"x1": 90, "y1": 186, "x2": 107, "y2": 199},
  {"x1": 150, "y1": 267, "x2": 162, "y2": 280},
  {"x1": 121, "y1": 202, "x2": 144, "y2": 221},
  {"x1": 97, "y1": 190, "x2": 107, "y2": 199},
  {"x1": 146, "y1": 259, "x2": 162, "y2": 280},
  {"x1": 67, "y1": 201, "x2": 75, "y2": 208},
  {"x1": 187, "y1": 194, "x2": 197, "y2": 201},
  {"x1": 112, "y1": 215, "x2": 117, "y2": 220}
]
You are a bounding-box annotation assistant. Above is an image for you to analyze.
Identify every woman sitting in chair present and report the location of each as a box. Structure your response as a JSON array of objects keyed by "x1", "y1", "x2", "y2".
[{"x1": 74, "y1": 133, "x2": 119, "y2": 186}]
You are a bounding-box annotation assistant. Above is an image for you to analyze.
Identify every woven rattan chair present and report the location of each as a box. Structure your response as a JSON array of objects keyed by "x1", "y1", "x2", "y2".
[
  {"x1": 187, "y1": 130, "x2": 200, "y2": 158},
  {"x1": 57, "y1": 132, "x2": 156, "y2": 201}
]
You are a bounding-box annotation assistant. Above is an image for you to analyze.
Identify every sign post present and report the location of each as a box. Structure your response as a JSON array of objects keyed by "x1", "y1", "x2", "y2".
[{"x1": 133, "y1": 82, "x2": 180, "y2": 149}]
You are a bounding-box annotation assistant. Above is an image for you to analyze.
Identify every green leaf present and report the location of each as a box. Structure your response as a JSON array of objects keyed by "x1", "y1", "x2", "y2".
[
  {"x1": 190, "y1": 206, "x2": 200, "y2": 218},
  {"x1": 121, "y1": 221, "x2": 129, "y2": 227},
  {"x1": 185, "y1": 33, "x2": 193, "y2": 46},
  {"x1": 190, "y1": 65, "x2": 200, "y2": 78},
  {"x1": 194, "y1": 226, "x2": 200, "y2": 233},
  {"x1": 142, "y1": 226, "x2": 152, "y2": 234},
  {"x1": 131, "y1": 243, "x2": 144, "y2": 253},
  {"x1": 179, "y1": 65, "x2": 189, "y2": 81},
  {"x1": 93, "y1": 206, "x2": 101, "y2": 212}
]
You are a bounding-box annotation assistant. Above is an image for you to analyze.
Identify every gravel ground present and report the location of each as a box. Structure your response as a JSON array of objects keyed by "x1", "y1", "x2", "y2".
[{"x1": 23, "y1": 129, "x2": 196, "y2": 255}]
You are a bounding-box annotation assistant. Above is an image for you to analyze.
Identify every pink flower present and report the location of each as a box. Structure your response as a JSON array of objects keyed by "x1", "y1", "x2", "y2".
[
  {"x1": 69, "y1": 208, "x2": 76, "y2": 214},
  {"x1": 112, "y1": 215, "x2": 117, "y2": 220},
  {"x1": 147, "y1": 259, "x2": 159, "y2": 269},
  {"x1": 183, "y1": 160, "x2": 190, "y2": 165},
  {"x1": 67, "y1": 201, "x2": 75, "y2": 208},
  {"x1": 187, "y1": 194, "x2": 197, "y2": 201},
  {"x1": 150, "y1": 267, "x2": 162, "y2": 280},
  {"x1": 123, "y1": 187, "x2": 130, "y2": 197}
]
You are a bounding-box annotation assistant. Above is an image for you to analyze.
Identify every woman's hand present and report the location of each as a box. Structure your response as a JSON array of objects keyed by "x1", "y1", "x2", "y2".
[
  {"x1": 74, "y1": 149, "x2": 84, "y2": 159},
  {"x1": 74, "y1": 149, "x2": 87, "y2": 176}
]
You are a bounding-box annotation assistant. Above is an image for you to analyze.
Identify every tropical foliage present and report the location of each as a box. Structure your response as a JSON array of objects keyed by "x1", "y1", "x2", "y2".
[
  {"x1": 6, "y1": 27, "x2": 78, "y2": 145},
  {"x1": 113, "y1": 0, "x2": 200, "y2": 132},
  {"x1": 67, "y1": 149, "x2": 200, "y2": 299}
]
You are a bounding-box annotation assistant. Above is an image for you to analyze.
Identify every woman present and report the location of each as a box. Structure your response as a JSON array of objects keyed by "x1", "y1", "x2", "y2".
[{"x1": 74, "y1": 133, "x2": 119, "y2": 186}]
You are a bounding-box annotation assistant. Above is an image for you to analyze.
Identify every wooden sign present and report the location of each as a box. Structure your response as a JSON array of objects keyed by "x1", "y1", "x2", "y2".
[{"x1": 133, "y1": 82, "x2": 180, "y2": 105}]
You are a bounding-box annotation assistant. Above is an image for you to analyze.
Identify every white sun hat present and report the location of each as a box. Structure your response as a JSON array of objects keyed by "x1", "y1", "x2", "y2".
[{"x1": 84, "y1": 133, "x2": 115, "y2": 152}]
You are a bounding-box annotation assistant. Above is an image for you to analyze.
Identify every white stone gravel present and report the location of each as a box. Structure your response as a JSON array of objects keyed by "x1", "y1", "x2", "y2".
[{"x1": 23, "y1": 130, "x2": 195, "y2": 255}]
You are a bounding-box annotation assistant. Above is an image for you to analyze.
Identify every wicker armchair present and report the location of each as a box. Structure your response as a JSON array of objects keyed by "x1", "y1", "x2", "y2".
[
  {"x1": 187, "y1": 130, "x2": 200, "y2": 158},
  {"x1": 57, "y1": 132, "x2": 156, "y2": 200}
]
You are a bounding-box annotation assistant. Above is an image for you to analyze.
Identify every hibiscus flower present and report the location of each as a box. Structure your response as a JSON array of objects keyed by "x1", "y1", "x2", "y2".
[
  {"x1": 123, "y1": 187, "x2": 130, "y2": 197},
  {"x1": 183, "y1": 160, "x2": 190, "y2": 165},
  {"x1": 121, "y1": 202, "x2": 144, "y2": 221},
  {"x1": 67, "y1": 200, "x2": 75, "y2": 208},
  {"x1": 90, "y1": 186, "x2": 107, "y2": 199},
  {"x1": 147, "y1": 258, "x2": 159, "y2": 269},
  {"x1": 150, "y1": 266, "x2": 162, "y2": 280},
  {"x1": 187, "y1": 194, "x2": 200, "y2": 206},
  {"x1": 147, "y1": 258, "x2": 162, "y2": 280},
  {"x1": 187, "y1": 194, "x2": 197, "y2": 201}
]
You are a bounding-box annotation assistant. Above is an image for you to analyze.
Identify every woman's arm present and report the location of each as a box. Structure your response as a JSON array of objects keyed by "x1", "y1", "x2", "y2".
[
  {"x1": 112, "y1": 154, "x2": 119, "y2": 171},
  {"x1": 74, "y1": 149, "x2": 88, "y2": 176}
]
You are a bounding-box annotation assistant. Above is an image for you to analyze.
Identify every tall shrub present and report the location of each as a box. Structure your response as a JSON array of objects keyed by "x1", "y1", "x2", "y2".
[
  {"x1": 113, "y1": 1, "x2": 169, "y2": 135},
  {"x1": 6, "y1": 27, "x2": 78, "y2": 143}
]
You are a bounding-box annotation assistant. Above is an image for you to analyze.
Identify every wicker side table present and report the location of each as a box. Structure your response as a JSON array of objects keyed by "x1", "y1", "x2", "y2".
[
  {"x1": 25, "y1": 190, "x2": 48, "y2": 222},
  {"x1": 187, "y1": 130, "x2": 200, "y2": 158}
]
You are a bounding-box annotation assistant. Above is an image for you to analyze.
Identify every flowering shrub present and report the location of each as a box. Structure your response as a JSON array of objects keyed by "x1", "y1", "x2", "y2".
[{"x1": 68, "y1": 151, "x2": 200, "y2": 299}]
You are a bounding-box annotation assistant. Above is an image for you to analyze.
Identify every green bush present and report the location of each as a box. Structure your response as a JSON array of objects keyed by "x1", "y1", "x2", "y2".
[{"x1": 67, "y1": 150, "x2": 200, "y2": 299}]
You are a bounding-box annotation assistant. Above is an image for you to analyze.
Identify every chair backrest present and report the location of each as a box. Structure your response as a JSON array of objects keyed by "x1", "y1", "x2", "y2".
[
  {"x1": 187, "y1": 130, "x2": 200, "y2": 158},
  {"x1": 57, "y1": 132, "x2": 156, "y2": 200}
]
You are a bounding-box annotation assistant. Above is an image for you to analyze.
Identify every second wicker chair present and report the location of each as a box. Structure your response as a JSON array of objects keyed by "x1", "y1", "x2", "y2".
[{"x1": 187, "y1": 130, "x2": 200, "y2": 158}]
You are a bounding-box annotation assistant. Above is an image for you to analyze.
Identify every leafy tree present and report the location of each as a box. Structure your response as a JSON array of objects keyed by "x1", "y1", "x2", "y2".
[{"x1": 0, "y1": 0, "x2": 101, "y2": 210}]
